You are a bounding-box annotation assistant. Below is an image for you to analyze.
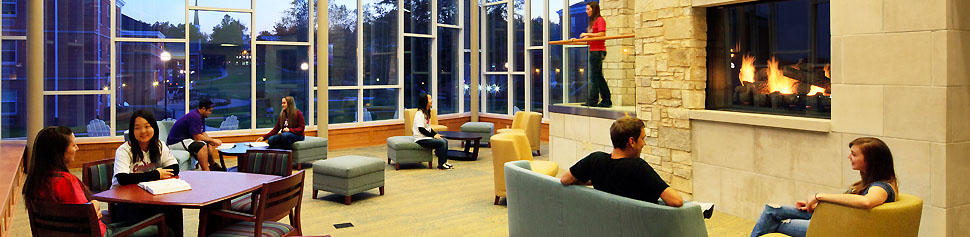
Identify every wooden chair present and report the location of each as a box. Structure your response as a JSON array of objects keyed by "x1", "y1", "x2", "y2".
[
  {"x1": 26, "y1": 199, "x2": 166, "y2": 237},
  {"x1": 201, "y1": 170, "x2": 306, "y2": 237},
  {"x1": 81, "y1": 158, "x2": 115, "y2": 221},
  {"x1": 230, "y1": 149, "x2": 293, "y2": 213}
]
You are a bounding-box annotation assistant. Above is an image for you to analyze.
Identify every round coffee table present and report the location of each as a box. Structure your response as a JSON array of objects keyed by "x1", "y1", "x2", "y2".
[
  {"x1": 437, "y1": 131, "x2": 483, "y2": 161},
  {"x1": 217, "y1": 142, "x2": 269, "y2": 170}
]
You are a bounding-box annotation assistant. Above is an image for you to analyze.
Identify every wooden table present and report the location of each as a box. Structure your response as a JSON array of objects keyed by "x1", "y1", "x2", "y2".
[
  {"x1": 437, "y1": 131, "x2": 483, "y2": 161},
  {"x1": 93, "y1": 171, "x2": 279, "y2": 236}
]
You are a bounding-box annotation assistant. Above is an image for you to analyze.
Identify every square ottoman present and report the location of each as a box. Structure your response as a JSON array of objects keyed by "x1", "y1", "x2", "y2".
[
  {"x1": 386, "y1": 136, "x2": 434, "y2": 170},
  {"x1": 461, "y1": 122, "x2": 495, "y2": 147},
  {"x1": 312, "y1": 155, "x2": 385, "y2": 205},
  {"x1": 292, "y1": 136, "x2": 328, "y2": 169}
]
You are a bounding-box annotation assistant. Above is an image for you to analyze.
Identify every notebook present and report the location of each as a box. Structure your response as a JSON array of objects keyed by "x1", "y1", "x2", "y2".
[
  {"x1": 138, "y1": 179, "x2": 192, "y2": 195},
  {"x1": 217, "y1": 143, "x2": 236, "y2": 150},
  {"x1": 249, "y1": 142, "x2": 270, "y2": 148}
]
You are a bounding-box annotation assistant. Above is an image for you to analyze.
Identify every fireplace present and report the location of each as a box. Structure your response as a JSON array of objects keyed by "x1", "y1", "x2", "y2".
[{"x1": 706, "y1": 0, "x2": 831, "y2": 118}]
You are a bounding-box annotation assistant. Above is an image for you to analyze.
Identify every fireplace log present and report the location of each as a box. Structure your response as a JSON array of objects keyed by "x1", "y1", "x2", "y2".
[
  {"x1": 769, "y1": 92, "x2": 783, "y2": 109},
  {"x1": 783, "y1": 63, "x2": 831, "y2": 89}
]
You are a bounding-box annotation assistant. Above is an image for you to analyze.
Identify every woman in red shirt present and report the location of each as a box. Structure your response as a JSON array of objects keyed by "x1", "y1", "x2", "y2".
[
  {"x1": 255, "y1": 96, "x2": 306, "y2": 150},
  {"x1": 23, "y1": 126, "x2": 159, "y2": 236},
  {"x1": 580, "y1": 1, "x2": 610, "y2": 108}
]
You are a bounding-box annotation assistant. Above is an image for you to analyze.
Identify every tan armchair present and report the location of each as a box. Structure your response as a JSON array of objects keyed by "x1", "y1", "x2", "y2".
[
  {"x1": 404, "y1": 108, "x2": 449, "y2": 136},
  {"x1": 806, "y1": 193, "x2": 922, "y2": 236},
  {"x1": 491, "y1": 132, "x2": 558, "y2": 205},
  {"x1": 496, "y1": 111, "x2": 542, "y2": 155}
]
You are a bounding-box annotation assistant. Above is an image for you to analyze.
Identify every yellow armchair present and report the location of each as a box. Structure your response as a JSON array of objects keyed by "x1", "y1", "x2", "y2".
[
  {"x1": 496, "y1": 111, "x2": 542, "y2": 155},
  {"x1": 805, "y1": 193, "x2": 922, "y2": 237},
  {"x1": 404, "y1": 109, "x2": 449, "y2": 136},
  {"x1": 491, "y1": 132, "x2": 558, "y2": 205}
]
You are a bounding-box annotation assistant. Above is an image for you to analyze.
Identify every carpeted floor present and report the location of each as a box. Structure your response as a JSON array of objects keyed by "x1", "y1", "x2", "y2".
[{"x1": 10, "y1": 141, "x2": 755, "y2": 236}]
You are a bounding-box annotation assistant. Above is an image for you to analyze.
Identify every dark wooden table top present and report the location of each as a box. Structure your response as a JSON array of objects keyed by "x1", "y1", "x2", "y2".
[
  {"x1": 93, "y1": 171, "x2": 278, "y2": 208},
  {"x1": 437, "y1": 131, "x2": 482, "y2": 140}
]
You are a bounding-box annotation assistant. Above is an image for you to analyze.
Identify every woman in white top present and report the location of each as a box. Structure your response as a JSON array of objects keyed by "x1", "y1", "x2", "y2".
[
  {"x1": 413, "y1": 94, "x2": 453, "y2": 169},
  {"x1": 112, "y1": 110, "x2": 181, "y2": 225}
]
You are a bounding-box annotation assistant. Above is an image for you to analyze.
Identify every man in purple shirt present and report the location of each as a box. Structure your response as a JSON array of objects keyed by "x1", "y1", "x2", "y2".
[{"x1": 167, "y1": 99, "x2": 224, "y2": 171}]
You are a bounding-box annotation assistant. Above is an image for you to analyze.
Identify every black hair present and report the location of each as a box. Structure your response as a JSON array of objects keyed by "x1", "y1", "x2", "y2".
[
  {"x1": 197, "y1": 99, "x2": 214, "y2": 110},
  {"x1": 127, "y1": 110, "x2": 162, "y2": 165},
  {"x1": 417, "y1": 93, "x2": 432, "y2": 119}
]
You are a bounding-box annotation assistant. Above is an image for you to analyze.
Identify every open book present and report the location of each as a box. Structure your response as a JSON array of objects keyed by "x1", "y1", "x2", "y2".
[{"x1": 138, "y1": 179, "x2": 192, "y2": 195}]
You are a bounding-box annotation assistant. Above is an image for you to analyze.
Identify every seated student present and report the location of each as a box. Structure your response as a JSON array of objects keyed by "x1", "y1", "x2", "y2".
[
  {"x1": 23, "y1": 126, "x2": 159, "y2": 236},
  {"x1": 413, "y1": 93, "x2": 454, "y2": 170},
  {"x1": 560, "y1": 116, "x2": 684, "y2": 207},
  {"x1": 111, "y1": 110, "x2": 182, "y2": 230},
  {"x1": 255, "y1": 96, "x2": 305, "y2": 149},
  {"x1": 750, "y1": 137, "x2": 898, "y2": 237},
  {"x1": 167, "y1": 99, "x2": 224, "y2": 171}
]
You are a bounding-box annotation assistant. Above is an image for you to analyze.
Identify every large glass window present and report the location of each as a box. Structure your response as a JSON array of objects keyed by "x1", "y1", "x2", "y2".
[
  {"x1": 404, "y1": 37, "x2": 431, "y2": 109},
  {"x1": 512, "y1": 75, "x2": 525, "y2": 112},
  {"x1": 566, "y1": 47, "x2": 587, "y2": 103},
  {"x1": 1, "y1": 0, "x2": 26, "y2": 36},
  {"x1": 189, "y1": 11, "x2": 253, "y2": 130},
  {"x1": 255, "y1": 45, "x2": 310, "y2": 128},
  {"x1": 116, "y1": 42, "x2": 186, "y2": 134},
  {"x1": 485, "y1": 4, "x2": 507, "y2": 72},
  {"x1": 513, "y1": 0, "x2": 525, "y2": 72},
  {"x1": 329, "y1": 89, "x2": 358, "y2": 124},
  {"x1": 329, "y1": 0, "x2": 358, "y2": 86},
  {"x1": 1, "y1": 40, "x2": 25, "y2": 138},
  {"x1": 44, "y1": 0, "x2": 110, "y2": 91},
  {"x1": 362, "y1": 0, "x2": 398, "y2": 85},
  {"x1": 45, "y1": 95, "x2": 111, "y2": 137},
  {"x1": 363, "y1": 88, "x2": 400, "y2": 121},
  {"x1": 485, "y1": 75, "x2": 507, "y2": 114},
  {"x1": 255, "y1": 0, "x2": 310, "y2": 41},
  {"x1": 530, "y1": 49, "x2": 543, "y2": 113},
  {"x1": 438, "y1": 28, "x2": 460, "y2": 114},
  {"x1": 529, "y1": 0, "x2": 542, "y2": 47},
  {"x1": 192, "y1": 0, "x2": 251, "y2": 9},
  {"x1": 548, "y1": 0, "x2": 563, "y2": 105},
  {"x1": 439, "y1": 0, "x2": 458, "y2": 25},
  {"x1": 117, "y1": 1, "x2": 186, "y2": 39},
  {"x1": 404, "y1": 0, "x2": 432, "y2": 34}
]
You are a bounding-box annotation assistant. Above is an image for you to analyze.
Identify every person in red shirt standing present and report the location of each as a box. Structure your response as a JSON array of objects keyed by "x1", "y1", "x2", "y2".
[{"x1": 581, "y1": 1, "x2": 610, "y2": 107}]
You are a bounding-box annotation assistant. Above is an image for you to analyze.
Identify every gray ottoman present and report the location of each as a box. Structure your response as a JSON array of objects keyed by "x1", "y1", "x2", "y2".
[
  {"x1": 312, "y1": 155, "x2": 385, "y2": 205},
  {"x1": 292, "y1": 136, "x2": 328, "y2": 169},
  {"x1": 461, "y1": 122, "x2": 495, "y2": 146},
  {"x1": 386, "y1": 136, "x2": 434, "y2": 170}
]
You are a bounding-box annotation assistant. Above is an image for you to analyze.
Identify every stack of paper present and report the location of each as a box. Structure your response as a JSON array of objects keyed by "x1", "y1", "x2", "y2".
[
  {"x1": 249, "y1": 142, "x2": 270, "y2": 148},
  {"x1": 217, "y1": 143, "x2": 236, "y2": 150},
  {"x1": 138, "y1": 179, "x2": 192, "y2": 195}
]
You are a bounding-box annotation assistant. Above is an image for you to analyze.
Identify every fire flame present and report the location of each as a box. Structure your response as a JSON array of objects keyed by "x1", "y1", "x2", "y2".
[
  {"x1": 809, "y1": 85, "x2": 826, "y2": 95},
  {"x1": 766, "y1": 57, "x2": 799, "y2": 94},
  {"x1": 823, "y1": 64, "x2": 831, "y2": 78},
  {"x1": 739, "y1": 54, "x2": 756, "y2": 83}
]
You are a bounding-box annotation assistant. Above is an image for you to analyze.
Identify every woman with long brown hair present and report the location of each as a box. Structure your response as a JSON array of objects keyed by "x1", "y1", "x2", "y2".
[
  {"x1": 750, "y1": 137, "x2": 899, "y2": 237},
  {"x1": 256, "y1": 96, "x2": 306, "y2": 149},
  {"x1": 24, "y1": 126, "x2": 162, "y2": 236},
  {"x1": 579, "y1": 1, "x2": 610, "y2": 107}
]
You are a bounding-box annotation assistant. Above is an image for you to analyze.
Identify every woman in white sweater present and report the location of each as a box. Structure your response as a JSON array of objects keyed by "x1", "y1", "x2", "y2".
[{"x1": 414, "y1": 94, "x2": 453, "y2": 169}]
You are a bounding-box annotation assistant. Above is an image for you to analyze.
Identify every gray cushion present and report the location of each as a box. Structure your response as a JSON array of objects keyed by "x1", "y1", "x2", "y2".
[
  {"x1": 461, "y1": 122, "x2": 495, "y2": 133},
  {"x1": 313, "y1": 155, "x2": 384, "y2": 178},
  {"x1": 386, "y1": 136, "x2": 425, "y2": 150},
  {"x1": 293, "y1": 136, "x2": 328, "y2": 149}
]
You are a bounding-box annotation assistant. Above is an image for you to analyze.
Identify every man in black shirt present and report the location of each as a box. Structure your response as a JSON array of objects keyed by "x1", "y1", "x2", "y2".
[{"x1": 559, "y1": 116, "x2": 684, "y2": 207}]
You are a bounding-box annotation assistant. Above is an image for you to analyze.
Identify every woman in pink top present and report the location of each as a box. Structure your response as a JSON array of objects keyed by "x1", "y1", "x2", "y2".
[
  {"x1": 256, "y1": 96, "x2": 306, "y2": 150},
  {"x1": 581, "y1": 1, "x2": 610, "y2": 107}
]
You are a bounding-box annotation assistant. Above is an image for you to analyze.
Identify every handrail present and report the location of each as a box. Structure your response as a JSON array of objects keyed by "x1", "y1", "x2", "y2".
[{"x1": 548, "y1": 34, "x2": 635, "y2": 45}]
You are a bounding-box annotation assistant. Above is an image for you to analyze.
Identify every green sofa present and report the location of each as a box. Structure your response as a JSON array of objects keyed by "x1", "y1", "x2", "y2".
[{"x1": 504, "y1": 160, "x2": 708, "y2": 237}]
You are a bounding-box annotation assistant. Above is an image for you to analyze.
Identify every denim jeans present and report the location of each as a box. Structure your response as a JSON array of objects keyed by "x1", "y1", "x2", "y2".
[
  {"x1": 415, "y1": 138, "x2": 449, "y2": 166},
  {"x1": 586, "y1": 50, "x2": 611, "y2": 105},
  {"x1": 267, "y1": 132, "x2": 305, "y2": 150},
  {"x1": 750, "y1": 204, "x2": 812, "y2": 237}
]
